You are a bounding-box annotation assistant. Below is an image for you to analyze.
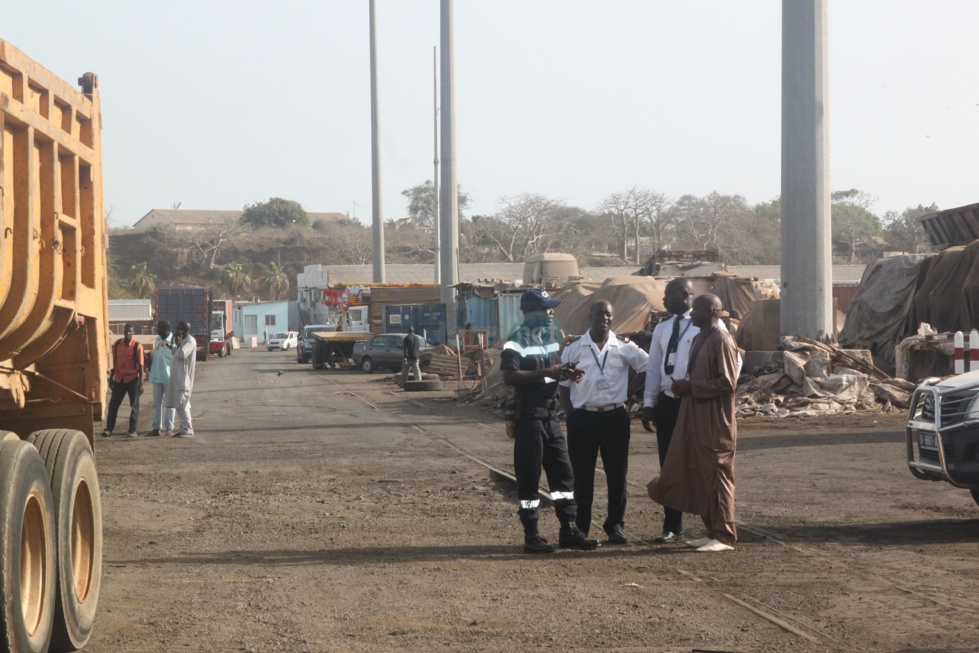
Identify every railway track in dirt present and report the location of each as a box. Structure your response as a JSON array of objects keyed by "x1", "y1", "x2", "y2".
[{"x1": 309, "y1": 370, "x2": 847, "y2": 646}]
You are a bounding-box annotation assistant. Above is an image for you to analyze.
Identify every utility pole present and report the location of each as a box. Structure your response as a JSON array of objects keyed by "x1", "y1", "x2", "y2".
[
  {"x1": 369, "y1": 0, "x2": 385, "y2": 282},
  {"x1": 781, "y1": 0, "x2": 832, "y2": 340},
  {"x1": 433, "y1": 46, "x2": 440, "y2": 285},
  {"x1": 439, "y1": 0, "x2": 459, "y2": 327}
]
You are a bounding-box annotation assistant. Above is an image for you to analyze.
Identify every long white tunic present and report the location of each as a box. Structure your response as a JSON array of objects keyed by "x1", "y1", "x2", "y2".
[{"x1": 166, "y1": 335, "x2": 197, "y2": 409}]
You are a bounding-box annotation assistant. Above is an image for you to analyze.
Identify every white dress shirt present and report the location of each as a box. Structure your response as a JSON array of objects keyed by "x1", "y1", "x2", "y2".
[
  {"x1": 560, "y1": 330, "x2": 648, "y2": 409},
  {"x1": 644, "y1": 311, "x2": 737, "y2": 408}
]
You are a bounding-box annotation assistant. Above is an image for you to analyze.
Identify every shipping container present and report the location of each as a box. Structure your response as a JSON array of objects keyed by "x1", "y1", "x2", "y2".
[{"x1": 383, "y1": 303, "x2": 447, "y2": 346}]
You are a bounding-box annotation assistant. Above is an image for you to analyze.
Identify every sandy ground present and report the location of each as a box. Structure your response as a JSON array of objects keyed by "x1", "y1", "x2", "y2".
[{"x1": 85, "y1": 348, "x2": 979, "y2": 653}]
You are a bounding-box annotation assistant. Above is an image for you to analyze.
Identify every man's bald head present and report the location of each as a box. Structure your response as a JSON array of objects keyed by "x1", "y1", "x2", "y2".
[{"x1": 690, "y1": 293, "x2": 723, "y2": 329}]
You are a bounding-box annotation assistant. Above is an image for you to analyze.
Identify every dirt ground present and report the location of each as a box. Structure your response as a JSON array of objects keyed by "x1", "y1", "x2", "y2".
[{"x1": 85, "y1": 348, "x2": 979, "y2": 653}]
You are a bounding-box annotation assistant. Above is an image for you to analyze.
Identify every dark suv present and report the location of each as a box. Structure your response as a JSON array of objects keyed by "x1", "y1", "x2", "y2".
[
  {"x1": 297, "y1": 324, "x2": 334, "y2": 364},
  {"x1": 352, "y1": 333, "x2": 425, "y2": 373}
]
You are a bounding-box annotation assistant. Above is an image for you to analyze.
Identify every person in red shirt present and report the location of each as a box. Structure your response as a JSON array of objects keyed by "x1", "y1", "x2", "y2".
[{"x1": 101, "y1": 323, "x2": 145, "y2": 437}]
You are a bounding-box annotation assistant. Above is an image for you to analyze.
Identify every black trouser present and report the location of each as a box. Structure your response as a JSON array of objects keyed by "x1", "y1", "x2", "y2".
[
  {"x1": 653, "y1": 392, "x2": 683, "y2": 534},
  {"x1": 567, "y1": 407, "x2": 631, "y2": 536},
  {"x1": 513, "y1": 411, "x2": 577, "y2": 526},
  {"x1": 106, "y1": 377, "x2": 140, "y2": 434}
]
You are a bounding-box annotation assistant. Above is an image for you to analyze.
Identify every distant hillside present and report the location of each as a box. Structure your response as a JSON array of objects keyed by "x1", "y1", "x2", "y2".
[{"x1": 108, "y1": 221, "x2": 375, "y2": 300}]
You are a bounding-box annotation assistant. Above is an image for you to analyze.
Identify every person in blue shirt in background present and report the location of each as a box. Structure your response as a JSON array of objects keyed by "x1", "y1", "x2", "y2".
[{"x1": 146, "y1": 320, "x2": 176, "y2": 437}]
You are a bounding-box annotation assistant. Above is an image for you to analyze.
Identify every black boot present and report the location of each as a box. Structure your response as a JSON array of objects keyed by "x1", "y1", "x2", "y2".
[
  {"x1": 523, "y1": 522, "x2": 556, "y2": 554},
  {"x1": 559, "y1": 522, "x2": 599, "y2": 550}
]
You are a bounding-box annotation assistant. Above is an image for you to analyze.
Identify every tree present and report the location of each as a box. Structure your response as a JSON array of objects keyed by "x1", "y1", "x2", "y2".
[
  {"x1": 262, "y1": 261, "x2": 290, "y2": 300},
  {"x1": 401, "y1": 180, "x2": 471, "y2": 231},
  {"x1": 127, "y1": 261, "x2": 155, "y2": 298},
  {"x1": 189, "y1": 216, "x2": 247, "y2": 271},
  {"x1": 882, "y1": 204, "x2": 937, "y2": 255},
  {"x1": 241, "y1": 198, "x2": 310, "y2": 229},
  {"x1": 596, "y1": 187, "x2": 663, "y2": 262},
  {"x1": 222, "y1": 262, "x2": 252, "y2": 297},
  {"x1": 831, "y1": 189, "x2": 882, "y2": 263},
  {"x1": 480, "y1": 194, "x2": 566, "y2": 263}
]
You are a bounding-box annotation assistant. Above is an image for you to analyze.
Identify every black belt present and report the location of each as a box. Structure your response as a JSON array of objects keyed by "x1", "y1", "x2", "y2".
[{"x1": 522, "y1": 399, "x2": 559, "y2": 412}]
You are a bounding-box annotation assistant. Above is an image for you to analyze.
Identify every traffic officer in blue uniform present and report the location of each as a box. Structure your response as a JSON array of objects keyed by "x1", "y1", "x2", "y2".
[{"x1": 501, "y1": 288, "x2": 599, "y2": 554}]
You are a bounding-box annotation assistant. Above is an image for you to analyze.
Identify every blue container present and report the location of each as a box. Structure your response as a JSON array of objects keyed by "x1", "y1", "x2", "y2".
[{"x1": 384, "y1": 303, "x2": 447, "y2": 346}]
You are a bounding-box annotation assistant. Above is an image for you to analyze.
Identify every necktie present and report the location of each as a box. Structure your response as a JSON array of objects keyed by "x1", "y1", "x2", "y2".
[{"x1": 664, "y1": 316, "x2": 682, "y2": 375}]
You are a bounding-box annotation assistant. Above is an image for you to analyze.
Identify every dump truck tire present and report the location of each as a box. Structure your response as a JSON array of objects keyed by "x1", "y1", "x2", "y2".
[
  {"x1": 27, "y1": 430, "x2": 102, "y2": 652},
  {"x1": 971, "y1": 488, "x2": 979, "y2": 508},
  {"x1": 404, "y1": 380, "x2": 443, "y2": 392},
  {"x1": 0, "y1": 439, "x2": 56, "y2": 653}
]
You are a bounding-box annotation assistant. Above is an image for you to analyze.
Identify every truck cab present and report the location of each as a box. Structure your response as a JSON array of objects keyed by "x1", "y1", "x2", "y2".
[
  {"x1": 906, "y1": 370, "x2": 979, "y2": 507},
  {"x1": 343, "y1": 306, "x2": 370, "y2": 332}
]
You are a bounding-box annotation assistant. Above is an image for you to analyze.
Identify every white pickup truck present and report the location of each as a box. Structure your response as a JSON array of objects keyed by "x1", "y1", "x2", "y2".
[{"x1": 906, "y1": 370, "x2": 979, "y2": 506}]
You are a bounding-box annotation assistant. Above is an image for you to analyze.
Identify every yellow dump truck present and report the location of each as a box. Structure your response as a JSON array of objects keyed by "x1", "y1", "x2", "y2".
[{"x1": 0, "y1": 40, "x2": 105, "y2": 652}]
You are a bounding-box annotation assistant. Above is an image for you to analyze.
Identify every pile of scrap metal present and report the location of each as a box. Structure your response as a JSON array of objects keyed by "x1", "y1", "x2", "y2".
[{"x1": 737, "y1": 336, "x2": 917, "y2": 418}]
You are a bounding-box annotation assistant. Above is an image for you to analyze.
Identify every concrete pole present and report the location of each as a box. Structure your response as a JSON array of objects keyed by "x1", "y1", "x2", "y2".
[
  {"x1": 369, "y1": 0, "x2": 386, "y2": 282},
  {"x1": 780, "y1": 0, "x2": 832, "y2": 341},
  {"x1": 433, "y1": 46, "x2": 441, "y2": 285},
  {"x1": 439, "y1": 0, "x2": 459, "y2": 328}
]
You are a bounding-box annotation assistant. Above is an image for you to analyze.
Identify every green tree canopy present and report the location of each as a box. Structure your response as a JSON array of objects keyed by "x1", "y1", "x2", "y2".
[
  {"x1": 127, "y1": 261, "x2": 155, "y2": 298},
  {"x1": 262, "y1": 261, "x2": 290, "y2": 300},
  {"x1": 831, "y1": 189, "x2": 882, "y2": 263},
  {"x1": 401, "y1": 180, "x2": 471, "y2": 231},
  {"x1": 883, "y1": 204, "x2": 937, "y2": 255},
  {"x1": 222, "y1": 261, "x2": 252, "y2": 297},
  {"x1": 241, "y1": 197, "x2": 310, "y2": 229}
]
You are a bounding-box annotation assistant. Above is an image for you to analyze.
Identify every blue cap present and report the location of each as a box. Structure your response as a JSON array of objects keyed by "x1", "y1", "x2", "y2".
[{"x1": 520, "y1": 288, "x2": 562, "y2": 311}]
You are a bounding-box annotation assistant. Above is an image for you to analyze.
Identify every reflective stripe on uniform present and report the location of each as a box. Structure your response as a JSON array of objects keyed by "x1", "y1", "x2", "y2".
[
  {"x1": 550, "y1": 491, "x2": 574, "y2": 501},
  {"x1": 502, "y1": 340, "x2": 560, "y2": 357},
  {"x1": 520, "y1": 499, "x2": 541, "y2": 510}
]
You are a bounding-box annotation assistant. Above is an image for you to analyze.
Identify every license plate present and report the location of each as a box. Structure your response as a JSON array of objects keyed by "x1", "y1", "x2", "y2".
[{"x1": 919, "y1": 432, "x2": 937, "y2": 450}]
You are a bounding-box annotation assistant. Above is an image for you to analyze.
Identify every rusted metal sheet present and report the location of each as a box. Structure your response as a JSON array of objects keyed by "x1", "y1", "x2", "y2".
[
  {"x1": 919, "y1": 203, "x2": 979, "y2": 250},
  {"x1": 0, "y1": 39, "x2": 107, "y2": 440}
]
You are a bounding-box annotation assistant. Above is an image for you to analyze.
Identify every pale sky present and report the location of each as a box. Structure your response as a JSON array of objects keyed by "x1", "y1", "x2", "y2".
[{"x1": 5, "y1": 1, "x2": 978, "y2": 227}]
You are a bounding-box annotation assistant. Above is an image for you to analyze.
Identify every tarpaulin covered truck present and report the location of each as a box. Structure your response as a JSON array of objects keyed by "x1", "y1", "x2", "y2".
[{"x1": 0, "y1": 39, "x2": 105, "y2": 651}]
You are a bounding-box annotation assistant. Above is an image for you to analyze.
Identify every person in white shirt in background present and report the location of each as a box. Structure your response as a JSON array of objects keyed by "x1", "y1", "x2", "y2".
[
  {"x1": 167, "y1": 321, "x2": 197, "y2": 438},
  {"x1": 559, "y1": 300, "x2": 648, "y2": 545}
]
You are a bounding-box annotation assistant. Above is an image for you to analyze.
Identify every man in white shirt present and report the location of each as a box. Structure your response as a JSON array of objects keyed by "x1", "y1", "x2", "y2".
[
  {"x1": 643, "y1": 278, "x2": 737, "y2": 543},
  {"x1": 559, "y1": 300, "x2": 648, "y2": 545},
  {"x1": 166, "y1": 321, "x2": 197, "y2": 438}
]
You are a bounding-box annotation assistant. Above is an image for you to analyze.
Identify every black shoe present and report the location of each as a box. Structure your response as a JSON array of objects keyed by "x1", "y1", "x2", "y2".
[
  {"x1": 523, "y1": 535, "x2": 556, "y2": 554},
  {"x1": 605, "y1": 525, "x2": 629, "y2": 545},
  {"x1": 559, "y1": 524, "x2": 599, "y2": 550},
  {"x1": 653, "y1": 530, "x2": 685, "y2": 544}
]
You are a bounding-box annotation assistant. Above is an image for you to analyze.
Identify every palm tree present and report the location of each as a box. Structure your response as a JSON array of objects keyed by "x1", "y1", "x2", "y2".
[
  {"x1": 262, "y1": 261, "x2": 290, "y2": 300},
  {"x1": 222, "y1": 262, "x2": 251, "y2": 297},
  {"x1": 127, "y1": 261, "x2": 155, "y2": 298}
]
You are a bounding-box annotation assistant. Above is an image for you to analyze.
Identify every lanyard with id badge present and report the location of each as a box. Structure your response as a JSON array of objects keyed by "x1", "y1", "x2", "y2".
[{"x1": 590, "y1": 346, "x2": 611, "y2": 390}]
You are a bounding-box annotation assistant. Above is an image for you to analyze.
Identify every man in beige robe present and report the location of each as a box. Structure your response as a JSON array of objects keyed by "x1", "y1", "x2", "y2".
[{"x1": 649, "y1": 293, "x2": 740, "y2": 552}]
